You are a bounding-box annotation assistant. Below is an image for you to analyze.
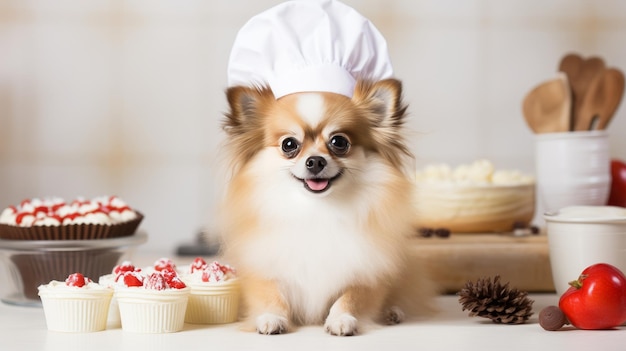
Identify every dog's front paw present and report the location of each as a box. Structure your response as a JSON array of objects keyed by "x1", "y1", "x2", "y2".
[
  {"x1": 256, "y1": 313, "x2": 289, "y2": 335},
  {"x1": 383, "y1": 306, "x2": 405, "y2": 325},
  {"x1": 324, "y1": 313, "x2": 358, "y2": 336}
]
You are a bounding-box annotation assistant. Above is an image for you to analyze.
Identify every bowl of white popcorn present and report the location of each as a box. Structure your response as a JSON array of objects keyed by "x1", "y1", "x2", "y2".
[{"x1": 413, "y1": 160, "x2": 535, "y2": 233}]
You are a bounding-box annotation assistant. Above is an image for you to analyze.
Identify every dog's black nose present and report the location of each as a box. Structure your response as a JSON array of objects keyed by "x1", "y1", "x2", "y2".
[{"x1": 306, "y1": 156, "x2": 327, "y2": 175}]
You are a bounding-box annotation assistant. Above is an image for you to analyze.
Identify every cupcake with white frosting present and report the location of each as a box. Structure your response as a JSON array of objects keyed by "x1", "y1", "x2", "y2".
[
  {"x1": 38, "y1": 273, "x2": 113, "y2": 332},
  {"x1": 181, "y1": 257, "x2": 240, "y2": 324},
  {"x1": 98, "y1": 261, "x2": 144, "y2": 328},
  {"x1": 114, "y1": 267, "x2": 190, "y2": 333}
]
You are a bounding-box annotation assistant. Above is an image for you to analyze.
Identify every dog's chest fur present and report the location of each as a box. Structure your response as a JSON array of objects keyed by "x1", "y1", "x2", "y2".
[{"x1": 239, "y1": 193, "x2": 398, "y2": 324}]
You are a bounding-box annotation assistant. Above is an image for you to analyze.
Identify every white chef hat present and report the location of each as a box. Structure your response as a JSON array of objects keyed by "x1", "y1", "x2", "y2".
[{"x1": 227, "y1": 0, "x2": 394, "y2": 99}]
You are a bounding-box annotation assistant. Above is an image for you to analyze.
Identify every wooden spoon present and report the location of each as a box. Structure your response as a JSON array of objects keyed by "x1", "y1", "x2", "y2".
[
  {"x1": 558, "y1": 53, "x2": 583, "y2": 129},
  {"x1": 571, "y1": 56, "x2": 606, "y2": 129},
  {"x1": 522, "y1": 73, "x2": 571, "y2": 133},
  {"x1": 558, "y1": 53, "x2": 583, "y2": 88},
  {"x1": 574, "y1": 67, "x2": 625, "y2": 131}
]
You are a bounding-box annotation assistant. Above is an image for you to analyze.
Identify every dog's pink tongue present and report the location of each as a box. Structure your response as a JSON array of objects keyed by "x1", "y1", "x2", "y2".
[{"x1": 306, "y1": 179, "x2": 329, "y2": 191}]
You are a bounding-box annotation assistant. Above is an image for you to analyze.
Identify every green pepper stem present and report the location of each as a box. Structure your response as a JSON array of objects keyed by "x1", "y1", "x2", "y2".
[{"x1": 568, "y1": 274, "x2": 588, "y2": 289}]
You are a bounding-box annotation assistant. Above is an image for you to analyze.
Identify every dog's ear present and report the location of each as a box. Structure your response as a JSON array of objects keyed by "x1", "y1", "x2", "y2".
[
  {"x1": 223, "y1": 85, "x2": 274, "y2": 136},
  {"x1": 353, "y1": 79, "x2": 412, "y2": 166},
  {"x1": 222, "y1": 85, "x2": 275, "y2": 171},
  {"x1": 352, "y1": 79, "x2": 407, "y2": 129}
]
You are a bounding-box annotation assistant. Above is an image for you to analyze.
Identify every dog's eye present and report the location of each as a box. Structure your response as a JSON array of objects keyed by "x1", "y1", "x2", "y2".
[
  {"x1": 328, "y1": 134, "x2": 350, "y2": 156},
  {"x1": 281, "y1": 137, "x2": 300, "y2": 158}
]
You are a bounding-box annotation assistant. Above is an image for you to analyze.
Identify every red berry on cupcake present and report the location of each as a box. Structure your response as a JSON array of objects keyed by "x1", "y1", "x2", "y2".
[
  {"x1": 122, "y1": 271, "x2": 144, "y2": 287},
  {"x1": 66, "y1": 273, "x2": 90, "y2": 287}
]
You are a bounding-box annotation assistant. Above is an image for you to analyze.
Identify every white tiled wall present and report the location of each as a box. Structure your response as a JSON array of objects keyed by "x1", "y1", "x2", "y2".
[{"x1": 1, "y1": 0, "x2": 625, "y2": 254}]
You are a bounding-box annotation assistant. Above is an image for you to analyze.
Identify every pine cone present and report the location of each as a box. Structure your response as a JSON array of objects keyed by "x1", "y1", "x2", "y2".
[{"x1": 457, "y1": 275, "x2": 534, "y2": 324}]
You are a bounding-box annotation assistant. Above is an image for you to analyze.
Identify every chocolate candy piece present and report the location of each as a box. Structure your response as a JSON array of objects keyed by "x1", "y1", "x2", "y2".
[{"x1": 539, "y1": 305, "x2": 567, "y2": 331}]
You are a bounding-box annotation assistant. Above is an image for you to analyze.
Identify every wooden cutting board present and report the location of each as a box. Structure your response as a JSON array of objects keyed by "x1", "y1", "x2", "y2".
[{"x1": 410, "y1": 233, "x2": 554, "y2": 294}]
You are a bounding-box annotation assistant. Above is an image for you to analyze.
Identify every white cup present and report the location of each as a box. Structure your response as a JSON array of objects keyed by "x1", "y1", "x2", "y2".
[
  {"x1": 544, "y1": 206, "x2": 626, "y2": 296},
  {"x1": 535, "y1": 130, "x2": 611, "y2": 213}
]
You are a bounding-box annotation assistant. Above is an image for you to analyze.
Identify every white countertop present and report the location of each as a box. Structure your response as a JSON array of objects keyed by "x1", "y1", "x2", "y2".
[{"x1": 2, "y1": 293, "x2": 626, "y2": 351}]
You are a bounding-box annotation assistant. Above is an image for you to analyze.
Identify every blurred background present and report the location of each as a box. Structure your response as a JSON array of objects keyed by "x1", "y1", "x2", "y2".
[{"x1": 1, "y1": 0, "x2": 625, "y2": 255}]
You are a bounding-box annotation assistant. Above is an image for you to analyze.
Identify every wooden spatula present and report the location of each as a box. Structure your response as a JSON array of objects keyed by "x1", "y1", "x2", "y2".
[
  {"x1": 522, "y1": 73, "x2": 571, "y2": 133},
  {"x1": 574, "y1": 67, "x2": 625, "y2": 131}
]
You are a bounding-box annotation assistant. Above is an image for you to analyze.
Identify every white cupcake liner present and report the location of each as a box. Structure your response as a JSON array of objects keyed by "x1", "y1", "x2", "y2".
[
  {"x1": 105, "y1": 296, "x2": 121, "y2": 328},
  {"x1": 184, "y1": 279, "x2": 240, "y2": 324},
  {"x1": 38, "y1": 289, "x2": 113, "y2": 332},
  {"x1": 98, "y1": 274, "x2": 121, "y2": 328},
  {"x1": 115, "y1": 287, "x2": 190, "y2": 333}
]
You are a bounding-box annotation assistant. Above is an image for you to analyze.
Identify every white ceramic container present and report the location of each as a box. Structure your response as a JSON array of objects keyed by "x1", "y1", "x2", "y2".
[
  {"x1": 535, "y1": 131, "x2": 611, "y2": 213},
  {"x1": 544, "y1": 206, "x2": 626, "y2": 296}
]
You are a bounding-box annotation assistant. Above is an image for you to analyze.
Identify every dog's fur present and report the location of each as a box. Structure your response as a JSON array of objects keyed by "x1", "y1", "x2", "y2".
[{"x1": 217, "y1": 79, "x2": 436, "y2": 336}]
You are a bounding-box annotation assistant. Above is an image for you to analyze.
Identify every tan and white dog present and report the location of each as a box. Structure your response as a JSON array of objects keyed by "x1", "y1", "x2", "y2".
[{"x1": 217, "y1": 79, "x2": 436, "y2": 336}]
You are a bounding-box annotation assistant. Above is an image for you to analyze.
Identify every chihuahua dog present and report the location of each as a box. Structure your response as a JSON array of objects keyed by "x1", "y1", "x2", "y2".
[{"x1": 217, "y1": 79, "x2": 436, "y2": 336}]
